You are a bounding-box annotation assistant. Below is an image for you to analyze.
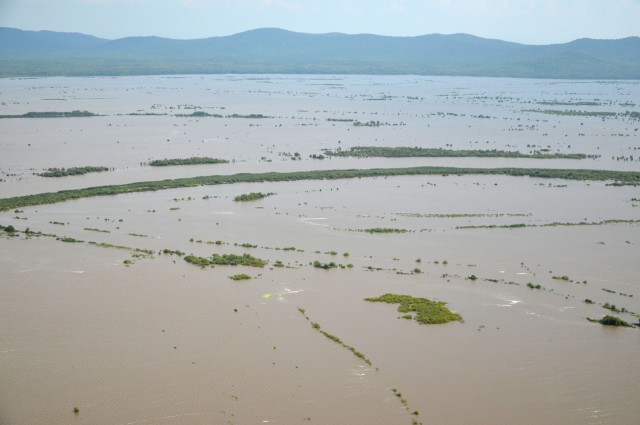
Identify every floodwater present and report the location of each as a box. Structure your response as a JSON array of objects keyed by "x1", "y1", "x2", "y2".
[{"x1": 1, "y1": 75, "x2": 639, "y2": 425}]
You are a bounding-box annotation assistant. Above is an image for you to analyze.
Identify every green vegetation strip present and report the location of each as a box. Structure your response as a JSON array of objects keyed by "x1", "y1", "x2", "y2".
[
  {"x1": 362, "y1": 228, "x2": 409, "y2": 234},
  {"x1": 184, "y1": 253, "x2": 267, "y2": 268},
  {"x1": 324, "y1": 146, "x2": 588, "y2": 160},
  {"x1": 149, "y1": 157, "x2": 228, "y2": 166},
  {"x1": 587, "y1": 315, "x2": 633, "y2": 327},
  {"x1": 0, "y1": 225, "x2": 154, "y2": 257},
  {"x1": 233, "y1": 192, "x2": 275, "y2": 202},
  {"x1": 397, "y1": 212, "x2": 529, "y2": 218},
  {"x1": 2, "y1": 166, "x2": 639, "y2": 211},
  {"x1": 524, "y1": 110, "x2": 640, "y2": 119},
  {"x1": 456, "y1": 219, "x2": 640, "y2": 230},
  {"x1": 0, "y1": 110, "x2": 98, "y2": 119},
  {"x1": 297, "y1": 308, "x2": 373, "y2": 366},
  {"x1": 175, "y1": 112, "x2": 270, "y2": 119},
  {"x1": 38, "y1": 166, "x2": 109, "y2": 177},
  {"x1": 364, "y1": 293, "x2": 463, "y2": 324}
]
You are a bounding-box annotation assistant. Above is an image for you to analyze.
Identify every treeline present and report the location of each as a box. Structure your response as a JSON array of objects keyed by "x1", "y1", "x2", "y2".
[
  {"x1": 456, "y1": 219, "x2": 640, "y2": 230},
  {"x1": 525, "y1": 110, "x2": 640, "y2": 120},
  {"x1": 2, "y1": 166, "x2": 639, "y2": 211},
  {"x1": 0, "y1": 110, "x2": 97, "y2": 119},
  {"x1": 324, "y1": 146, "x2": 588, "y2": 160},
  {"x1": 174, "y1": 111, "x2": 223, "y2": 118},
  {"x1": 38, "y1": 166, "x2": 109, "y2": 177},
  {"x1": 148, "y1": 157, "x2": 228, "y2": 167},
  {"x1": 174, "y1": 112, "x2": 270, "y2": 119}
]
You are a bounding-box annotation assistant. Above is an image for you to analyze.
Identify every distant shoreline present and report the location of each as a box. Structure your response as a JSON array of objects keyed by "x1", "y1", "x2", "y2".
[{"x1": 1, "y1": 27, "x2": 639, "y2": 79}]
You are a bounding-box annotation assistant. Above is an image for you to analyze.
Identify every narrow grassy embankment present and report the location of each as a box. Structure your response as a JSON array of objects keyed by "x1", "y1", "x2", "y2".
[
  {"x1": 1, "y1": 166, "x2": 639, "y2": 211},
  {"x1": 324, "y1": 146, "x2": 590, "y2": 159},
  {"x1": 148, "y1": 157, "x2": 228, "y2": 166}
]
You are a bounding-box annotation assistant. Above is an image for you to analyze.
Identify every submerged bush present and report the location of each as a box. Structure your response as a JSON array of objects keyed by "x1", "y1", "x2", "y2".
[{"x1": 589, "y1": 315, "x2": 632, "y2": 327}]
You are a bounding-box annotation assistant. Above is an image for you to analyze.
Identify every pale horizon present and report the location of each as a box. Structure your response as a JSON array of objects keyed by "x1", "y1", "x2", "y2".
[
  {"x1": 3, "y1": 24, "x2": 639, "y2": 46},
  {"x1": 1, "y1": 0, "x2": 639, "y2": 46}
]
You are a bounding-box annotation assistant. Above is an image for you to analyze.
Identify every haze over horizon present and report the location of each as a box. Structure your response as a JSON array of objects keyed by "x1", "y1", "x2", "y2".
[{"x1": 0, "y1": 0, "x2": 639, "y2": 45}]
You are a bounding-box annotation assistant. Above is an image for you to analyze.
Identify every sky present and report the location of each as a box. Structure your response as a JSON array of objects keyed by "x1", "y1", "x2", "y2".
[{"x1": 0, "y1": 0, "x2": 639, "y2": 45}]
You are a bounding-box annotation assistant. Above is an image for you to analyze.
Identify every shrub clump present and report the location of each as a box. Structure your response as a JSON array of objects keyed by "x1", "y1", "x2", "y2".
[
  {"x1": 313, "y1": 260, "x2": 337, "y2": 269},
  {"x1": 233, "y1": 192, "x2": 275, "y2": 202},
  {"x1": 38, "y1": 166, "x2": 108, "y2": 177},
  {"x1": 184, "y1": 253, "x2": 267, "y2": 268},
  {"x1": 588, "y1": 315, "x2": 632, "y2": 327},
  {"x1": 365, "y1": 293, "x2": 463, "y2": 324},
  {"x1": 362, "y1": 228, "x2": 408, "y2": 234}
]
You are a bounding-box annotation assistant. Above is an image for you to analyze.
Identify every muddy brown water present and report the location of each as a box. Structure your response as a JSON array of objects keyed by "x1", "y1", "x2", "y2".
[{"x1": 1, "y1": 75, "x2": 639, "y2": 425}]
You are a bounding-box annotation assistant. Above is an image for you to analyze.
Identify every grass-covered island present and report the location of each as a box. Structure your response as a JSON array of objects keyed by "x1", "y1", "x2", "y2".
[
  {"x1": 362, "y1": 228, "x2": 409, "y2": 234},
  {"x1": 184, "y1": 253, "x2": 267, "y2": 268},
  {"x1": 174, "y1": 111, "x2": 224, "y2": 118},
  {"x1": 0, "y1": 110, "x2": 98, "y2": 119},
  {"x1": 38, "y1": 166, "x2": 109, "y2": 178},
  {"x1": 524, "y1": 110, "x2": 640, "y2": 120},
  {"x1": 2, "y1": 166, "x2": 639, "y2": 211},
  {"x1": 365, "y1": 293, "x2": 463, "y2": 324},
  {"x1": 324, "y1": 146, "x2": 589, "y2": 160},
  {"x1": 148, "y1": 157, "x2": 228, "y2": 167},
  {"x1": 233, "y1": 192, "x2": 275, "y2": 202}
]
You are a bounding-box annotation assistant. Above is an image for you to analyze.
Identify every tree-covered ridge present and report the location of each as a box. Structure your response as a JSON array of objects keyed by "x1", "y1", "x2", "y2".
[
  {"x1": 364, "y1": 293, "x2": 463, "y2": 324},
  {"x1": 148, "y1": 157, "x2": 228, "y2": 166},
  {"x1": 38, "y1": 166, "x2": 109, "y2": 177},
  {"x1": 1, "y1": 166, "x2": 639, "y2": 211},
  {"x1": 324, "y1": 146, "x2": 588, "y2": 159}
]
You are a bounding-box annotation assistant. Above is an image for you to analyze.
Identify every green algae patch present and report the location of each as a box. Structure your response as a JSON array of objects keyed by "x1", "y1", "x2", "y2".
[{"x1": 365, "y1": 293, "x2": 463, "y2": 324}]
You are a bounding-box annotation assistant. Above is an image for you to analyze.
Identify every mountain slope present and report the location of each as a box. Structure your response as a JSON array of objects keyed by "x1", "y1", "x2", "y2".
[{"x1": 1, "y1": 27, "x2": 638, "y2": 79}]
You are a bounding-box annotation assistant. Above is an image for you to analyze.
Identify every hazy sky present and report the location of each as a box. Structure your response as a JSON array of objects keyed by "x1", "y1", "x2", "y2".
[{"x1": 1, "y1": 0, "x2": 638, "y2": 45}]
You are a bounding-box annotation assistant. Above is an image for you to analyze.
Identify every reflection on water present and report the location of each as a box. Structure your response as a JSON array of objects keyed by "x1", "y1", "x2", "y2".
[{"x1": 1, "y1": 75, "x2": 639, "y2": 425}]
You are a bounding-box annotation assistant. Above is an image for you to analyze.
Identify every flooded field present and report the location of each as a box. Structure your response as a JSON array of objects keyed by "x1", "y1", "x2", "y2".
[{"x1": 1, "y1": 75, "x2": 639, "y2": 425}]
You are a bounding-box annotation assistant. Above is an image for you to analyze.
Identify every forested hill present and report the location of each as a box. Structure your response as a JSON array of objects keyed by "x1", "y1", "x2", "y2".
[{"x1": 1, "y1": 27, "x2": 639, "y2": 79}]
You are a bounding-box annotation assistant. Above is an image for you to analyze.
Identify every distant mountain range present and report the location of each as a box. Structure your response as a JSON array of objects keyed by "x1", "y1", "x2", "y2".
[{"x1": 1, "y1": 27, "x2": 639, "y2": 79}]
